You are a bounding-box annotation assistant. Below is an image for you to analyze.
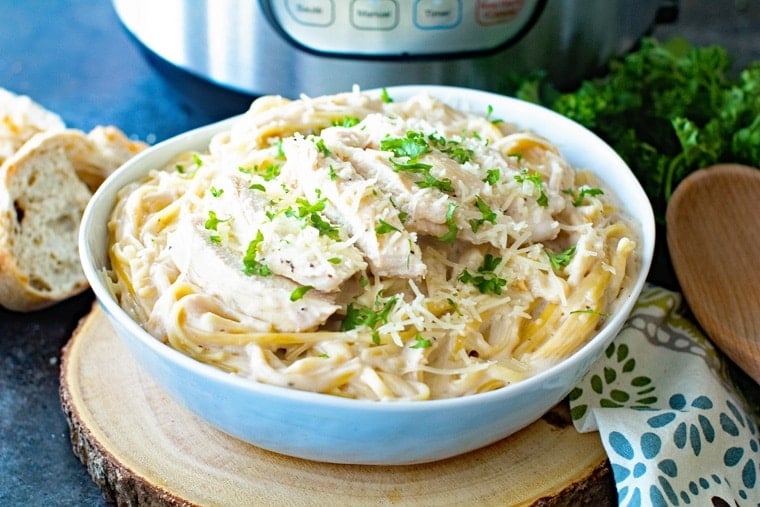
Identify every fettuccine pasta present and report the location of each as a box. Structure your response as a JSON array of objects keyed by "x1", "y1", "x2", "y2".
[{"x1": 108, "y1": 89, "x2": 639, "y2": 400}]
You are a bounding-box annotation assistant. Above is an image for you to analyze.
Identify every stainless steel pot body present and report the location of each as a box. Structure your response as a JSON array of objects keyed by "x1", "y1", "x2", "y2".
[{"x1": 113, "y1": 0, "x2": 676, "y2": 97}]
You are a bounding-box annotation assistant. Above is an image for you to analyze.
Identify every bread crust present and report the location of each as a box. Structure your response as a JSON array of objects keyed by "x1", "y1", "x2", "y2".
[
  {"x1": 0, "y1": 128, "x2": 146, "y2": 311},
  {"x1": 0, "y1": 87, "x2": 65, "y2": 166},
  {"x1": 0, "y1": 130, "x2": 93, "y2": 311}
]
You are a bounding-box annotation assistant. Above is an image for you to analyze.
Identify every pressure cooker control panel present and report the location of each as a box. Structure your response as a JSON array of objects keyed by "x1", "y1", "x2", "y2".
[{"x1": 262, "y1": 0, "x2": 546, "y2": 57}]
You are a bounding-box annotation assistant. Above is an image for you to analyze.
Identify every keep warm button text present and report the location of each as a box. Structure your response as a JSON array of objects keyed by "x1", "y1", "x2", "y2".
[{"x1": 350, "y1": 0, "x2": 399, "y2": 30}]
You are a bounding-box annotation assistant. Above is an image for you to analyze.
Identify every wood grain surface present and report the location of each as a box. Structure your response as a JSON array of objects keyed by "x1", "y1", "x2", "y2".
[
  {"x1": 667, "y1": 164, "x2": 760, "y2": 384},
  {"x1": 59, "y1": 304, "x2": 615, "y2": 506}
]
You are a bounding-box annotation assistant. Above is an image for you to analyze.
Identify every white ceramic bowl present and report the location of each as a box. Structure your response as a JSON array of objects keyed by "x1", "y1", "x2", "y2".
[{"x1": 79, "y1": 85, "x2": 655, "y2": 465}]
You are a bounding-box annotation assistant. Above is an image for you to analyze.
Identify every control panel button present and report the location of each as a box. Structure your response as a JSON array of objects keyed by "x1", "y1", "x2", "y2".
[
  {"x1": 286, "y1": 0, "x2": 335, "y2": 27},
  {"x1": 350, "y1": 0, "x2": 399, "y2": 30},
  {"x1": 476, "y1": 0, "x2": 526, "y2": 26},
  {"x1": 267, "y1": 0, "x2": 543, "y2": 56},
  {"x1": 414, "y1": 0, "x2": 461, "y2": 29}
]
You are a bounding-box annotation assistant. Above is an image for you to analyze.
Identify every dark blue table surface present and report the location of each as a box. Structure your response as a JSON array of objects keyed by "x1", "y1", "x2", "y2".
[{"x1": 1, "y1": 1, "x2": 758, "y2": 505}]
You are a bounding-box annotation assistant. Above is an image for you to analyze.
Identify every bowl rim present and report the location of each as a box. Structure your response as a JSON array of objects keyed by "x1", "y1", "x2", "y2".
[{"x1": 79, "y1": 84, "x2": 655, "y2": 411}]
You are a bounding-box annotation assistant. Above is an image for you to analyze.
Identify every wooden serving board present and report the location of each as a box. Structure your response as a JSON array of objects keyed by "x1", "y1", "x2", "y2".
[{"x1": 59, "y1": 304, "x2": 615, "y2": 506}]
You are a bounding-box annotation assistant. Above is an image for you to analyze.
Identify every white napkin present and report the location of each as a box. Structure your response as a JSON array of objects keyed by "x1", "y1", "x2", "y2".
[{"x1": 570, "y1": 284, "x2": 760, "y2": 506}]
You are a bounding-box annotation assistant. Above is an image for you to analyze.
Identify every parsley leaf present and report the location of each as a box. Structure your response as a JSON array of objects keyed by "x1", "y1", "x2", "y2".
[
  {"x1": 285, "y1": 197, "x2": 340, "y2": 240},
  {"x1": 483, "y1": 169, "x2": 500, "y2": 185},
  {"x1": 563, "y1": 186, "x2": 605, "y2": 207},
  {"x1": 410, "y1": 334, "x2": 432, "y2": 349},
  {"x1": 546, "y1": 246, "x2": 576, "y2": 271},
  {"x1": 380, "y1": 131, "x2": 430, "y2": 160},
  {"x1": 469, "y1": 195, "x2": 497, "y2": 232},
  {"x1": 339, "y1": 295, "x2": 398, "y2": 338},
  {"x1": 332, "y1": 116, "x2": 360, "y2": 127},
  {"x1": 380, "y1": 88, "x2": 394, "y2": 103},
  {"x1": 243, "y1": 230, "x2": 271, "y2": 276},
  {"x1": 375, "y1": 219, "x2": 400, "y2": 235},
  {"x1": 437, "y1": 202, "x2": 458, "y2": 243},
  {"x1": 458, "y1": 253, "x2": 507, "y2": 294},
  {"x1": 290, "y1": 285, "x2": 314, "y2": 301},
  {"x1": 515, "y1": 168, "x2": 548, "y2": 207}
]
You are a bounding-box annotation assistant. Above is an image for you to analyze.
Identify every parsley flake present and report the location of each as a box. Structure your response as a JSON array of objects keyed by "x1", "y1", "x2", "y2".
[
  {"x1": 380, "y1": 88, "x2": 394, "y2": 103},
  {"x1": 458, "y1": 253, "x2": 507, "y2": 295},
  {"x1": 204, "y1": 210, "x2": 229, "y2": 231},
  {"x1": 340, "y1": 295, "x2": 398, "y2": 340},
  {"x1": 483, "y1": 169, "x2": 500, "y2": 185},
  {"x1": 410, "y1": 334, "x2": 432, "y2": 349},
  {"x1": 515, "y1": 168, "x2": 548, "y2": 207},
  {"x1": 437, "y1": 202, "x2": 458, "y2": 243},
  {"x1": 290, "y1": 285, "x2": 314, "y2": 301},
  {"x1": 243, "y1": 230, "x2": 271, "y2": 276},
  {"x1": 469, "y1": 195, "x2": 497, "y2": 232},
  {"x1": 563, "y1": 186, "x2": 605, "y2": 207},
  {"x1": 546, "y1": 246, "x2": 576, "y2": 271},
  {"x1": 375, "y1": 219, "x2": 400, "y2": 235}
]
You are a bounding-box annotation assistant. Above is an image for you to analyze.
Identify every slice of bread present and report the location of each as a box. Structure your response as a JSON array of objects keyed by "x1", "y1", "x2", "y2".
[
  {"x1": 0, "y1": 87, "x2": 65, "y2": 166},
  {"x1": 72, "y1": 126, "x2": 147, "y2": 191},
  {"x1": 0, "y1": 130, "x2": 92, "y2": 311},
  {"x1": 0, "y1": 128, "x2": 145, "y2": 311}
]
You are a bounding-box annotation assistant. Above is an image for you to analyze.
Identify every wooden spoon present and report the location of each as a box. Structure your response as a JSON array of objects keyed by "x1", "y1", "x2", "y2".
[{"x1": 666, "y1": 163, "x2": 760, "y2": 384}]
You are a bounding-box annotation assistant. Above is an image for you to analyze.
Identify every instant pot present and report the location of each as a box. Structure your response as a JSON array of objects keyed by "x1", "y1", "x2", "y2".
[{"x1": 113, "y1": 0, "x2": 678, "y2": 97}]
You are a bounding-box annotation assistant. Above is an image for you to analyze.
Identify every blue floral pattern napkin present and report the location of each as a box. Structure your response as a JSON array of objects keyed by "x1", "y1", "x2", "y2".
[{"x1": 570, "y1": 284, "x2": 760, "y2": 506}]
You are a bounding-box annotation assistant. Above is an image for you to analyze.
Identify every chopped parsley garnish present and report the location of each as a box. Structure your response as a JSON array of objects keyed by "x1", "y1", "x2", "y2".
[
  {"x1": 339, "y1": 294, "x2": 398, "y2": 344},
  {"x1": 515, "y1": 168, "x2": 548, "y2": 207},
  {"x1": 483, "y1": 168, "x2": 500, "y2": 185},
  {"x1": 546, "y1": 246, "x2": 576, "y2": 271},
  {"x1": 375, "y1": 219, "x2": 400, "y2": 235},
  {"x1": 563, "y1": 186, "x2": 605, "y2": 207},
  {"x1": 242, "y1": 230, "x2": 271, "y2": 276},
  {"x1": 328, "y1": 164, "x2": 338, "y2": 181},
  {"x1": 437, "y1": 202, "x2": 458, "y2": 243},
  {"x1": 249, "y1": 183, "x2": 266, "y2": 192},
  {"x1": 260, "y1": 163, "x2": 281, "y2": 181},
  {"x1": 380, "y1": 88, "x2": 393, "y2": 103},
  {"x1": 381, "y1": 131, "x2": 430, "y2": 159},
  {"x1": 469, "y1": 195, "x2": 497, "y2": 232},
  {"x1": 332, "y1": 116, "x2": 361, "y2": 127},
  {"x1": 314, "y1": 138, "x2": 331, "y2": 157},
  {"x1": 458, "y1": 253, "x2": 507, "y2": 295},
  {"x1": 486, "y1": 104, "x2": 503, "y2": 124},
  {"x1": 428, "y1": 132, "x2": 474, "y2": 164},
  {"x1": 209, "y1": 186, "x2": 223, "y2": 197},
  {"x1": 309, "y1": 213, "x2": 340, "y2": 239},
  {"x1": 285, "y1": 197, "x2": 341, "y2": 240},
  {"x1": 175, "y1": 154, "x2": 203, "y2": 177},
  {"x1": 380, "y1": 131, "x2": 456, "y2": 193},
  {"x1": 290, "y1": 285, "x2": 314, "y2": 301},
  {"x1": 416, "y1": 171, "x2": 454, "y2": 193},
  {"x1": 273, "y1": 140, "x2": 285, "y2": 160},
  {"x1": 410, "y1": 334, "x2": 432, "y2": 349},
  {"x1": 328, "y1": 257, "x2": 342, "y2": 264},
  {"x1": 239, "y1": 163, "x2": 281, "y2": 181},
  {"x1": 204, "y1": 210, "x2": 229, "y2": 232}
]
